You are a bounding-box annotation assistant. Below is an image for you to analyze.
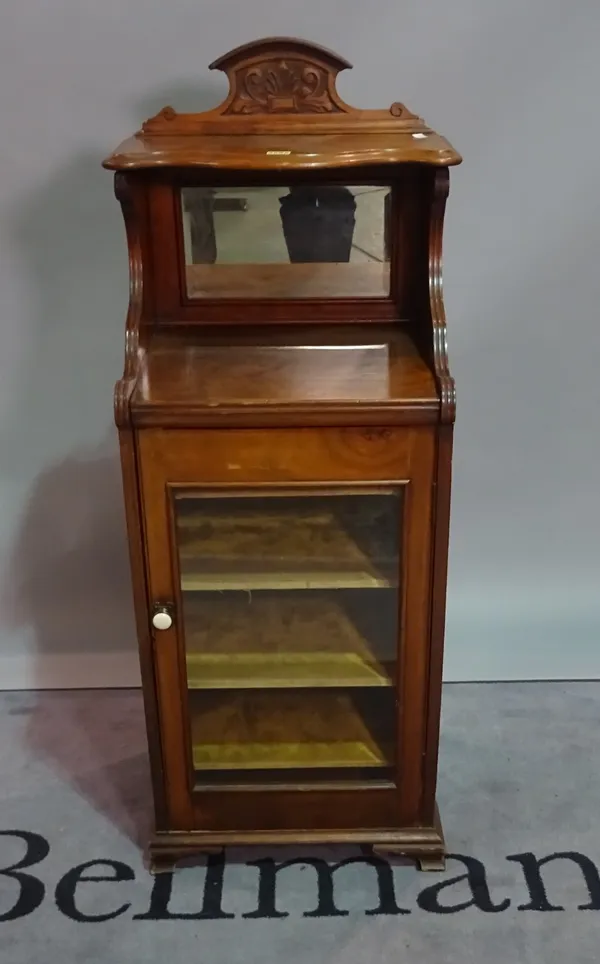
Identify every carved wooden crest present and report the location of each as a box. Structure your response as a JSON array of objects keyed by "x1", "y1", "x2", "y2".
[
  {"x1": 214, "y1": 38, "x2": 350, "y2": 115},
  {"x1": 141, "y1": 37, "x2": 422, "y2": 135},
  {"x1": 225, "y1": 60, "x2": 340, "y2": 115}
]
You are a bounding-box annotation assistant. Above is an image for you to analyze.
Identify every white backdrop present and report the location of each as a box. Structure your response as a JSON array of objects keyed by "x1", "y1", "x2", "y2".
[{"x1": 1, "y1": 0, "x2": 599, "y2": 688}]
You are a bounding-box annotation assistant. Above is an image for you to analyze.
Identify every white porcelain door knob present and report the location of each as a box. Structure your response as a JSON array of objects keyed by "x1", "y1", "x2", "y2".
[{"x1": 152, "y1": 608, "x2": 173, "y2": 631}]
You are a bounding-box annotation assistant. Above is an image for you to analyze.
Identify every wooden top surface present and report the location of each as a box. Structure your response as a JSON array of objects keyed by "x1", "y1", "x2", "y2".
[
  {"x1": 131, "y1": 324, "x2": 439, "y2": 426},
  {"x1": 103, "y1": 38, "x2": 461, "y2": 172},
  {"x1": 105, "y1": 131, "x2": 460, "y2": 172}
]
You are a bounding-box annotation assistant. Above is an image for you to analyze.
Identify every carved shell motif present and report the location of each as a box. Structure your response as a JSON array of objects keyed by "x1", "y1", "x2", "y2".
[{"x1": 226, "y1": 59, "x2": 341, "y2": 114}]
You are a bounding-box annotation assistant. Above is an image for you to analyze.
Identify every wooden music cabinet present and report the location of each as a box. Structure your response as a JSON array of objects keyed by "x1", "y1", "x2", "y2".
[{"x1": 103, "y1": 37, "x2": 461, "y2": 873}]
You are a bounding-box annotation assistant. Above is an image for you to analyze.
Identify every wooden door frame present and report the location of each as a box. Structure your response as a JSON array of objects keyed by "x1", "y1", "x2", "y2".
[{"x1": 136, "y1": 426, "x2": 435, "y2": 833}]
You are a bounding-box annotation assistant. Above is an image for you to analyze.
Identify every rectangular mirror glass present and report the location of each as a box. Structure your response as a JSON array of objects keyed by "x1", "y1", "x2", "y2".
[{"x1": 181, "y1": 185, "x2": 391, "y2": 299}]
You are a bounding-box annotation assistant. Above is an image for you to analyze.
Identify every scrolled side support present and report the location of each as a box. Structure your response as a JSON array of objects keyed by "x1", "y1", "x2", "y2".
[
  {"x1": 113, "y1": 172, "x2": 146, "y2": 428},
  {"x1": 428, "y1": 167, "x2": 456, "y2": 424}
]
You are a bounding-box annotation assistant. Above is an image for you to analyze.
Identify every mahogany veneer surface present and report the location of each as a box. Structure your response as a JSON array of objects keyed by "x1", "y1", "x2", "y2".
[{"x1": 132, "y1": 325, "x2": 439, "y2": 422}]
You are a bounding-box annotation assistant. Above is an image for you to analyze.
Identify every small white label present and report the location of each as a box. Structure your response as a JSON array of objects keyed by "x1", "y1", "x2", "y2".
[
  {"x1": 412, "y1": 133, "x2": 428, "y2": 140},
  {"x1": 266, "y1": 150, "x2": 292, "y2": 155}
]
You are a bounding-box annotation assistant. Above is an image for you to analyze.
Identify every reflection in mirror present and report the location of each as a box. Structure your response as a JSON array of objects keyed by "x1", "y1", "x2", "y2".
[{"x1": 181, "y1": 185, "x2": 391, "y2": 299}]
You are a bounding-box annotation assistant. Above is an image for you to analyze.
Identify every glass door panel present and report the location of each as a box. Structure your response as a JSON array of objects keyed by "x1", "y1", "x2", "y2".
[{"x1": 173, "y1": 488, "x2": 402, "y2": 789}]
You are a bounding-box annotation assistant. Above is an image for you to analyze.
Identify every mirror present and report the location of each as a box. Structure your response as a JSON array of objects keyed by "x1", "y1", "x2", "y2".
[{"x1": 181, "y1": 185, "x2": 391, "y2": 299}]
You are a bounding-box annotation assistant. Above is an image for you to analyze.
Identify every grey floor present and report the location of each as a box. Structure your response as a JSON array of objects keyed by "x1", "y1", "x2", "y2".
[{"x1": 1, "y1": 683, "x2": 599, "y2": 962}]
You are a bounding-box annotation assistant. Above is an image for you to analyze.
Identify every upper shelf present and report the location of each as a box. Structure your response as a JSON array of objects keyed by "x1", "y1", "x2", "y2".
[
  {"x1": 103, "y1": 37, "x2": 461, "y2": 172},
  {"x1": 131, "y1": 324, "x2": 440, "y2": 427}
]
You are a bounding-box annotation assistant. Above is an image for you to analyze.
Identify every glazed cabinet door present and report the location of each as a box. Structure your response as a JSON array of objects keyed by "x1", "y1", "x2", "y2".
[{"x1": 137, "y1": 427, "x2": 435, "y2": 833}]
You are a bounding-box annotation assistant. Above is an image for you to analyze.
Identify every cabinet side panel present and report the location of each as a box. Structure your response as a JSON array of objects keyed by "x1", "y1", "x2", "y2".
[
  {"x1": 118, "y1": 428, "x2": 167, "y2": 827},
  {"x1": 421, "y1": 424, "x2": 453, "y2": 821},
  {"x1": 396, "y1": 428, "x2": 436, "y2": 822}
]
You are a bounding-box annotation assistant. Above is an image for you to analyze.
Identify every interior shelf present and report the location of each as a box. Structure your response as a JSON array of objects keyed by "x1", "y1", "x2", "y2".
[
  {"x1": 183, "y1": 592, "x2": 396, "y2": 689},
  {"x1": 176, "y1": 495, "x2": 398, "y2": 592},
  {"x1": 189, "y1": 689, "x2": 394, "y2": 772}
]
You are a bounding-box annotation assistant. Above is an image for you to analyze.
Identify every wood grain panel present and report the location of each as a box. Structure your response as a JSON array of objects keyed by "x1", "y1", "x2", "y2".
[{"x1": 132, "y1": 328, "x2": 439, "y2": 427}]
